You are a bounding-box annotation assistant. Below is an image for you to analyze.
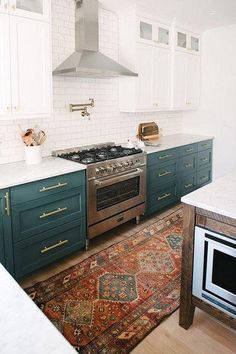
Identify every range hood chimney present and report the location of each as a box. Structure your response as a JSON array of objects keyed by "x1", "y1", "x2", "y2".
[{"x1": 53, "y1": 0, "x2": 138, "y2": 78}]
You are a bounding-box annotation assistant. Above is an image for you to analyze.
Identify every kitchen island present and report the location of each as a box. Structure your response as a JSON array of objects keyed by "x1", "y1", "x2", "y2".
[{"x1": 180, "y1": 173, "x2": 236, "y2": 330}]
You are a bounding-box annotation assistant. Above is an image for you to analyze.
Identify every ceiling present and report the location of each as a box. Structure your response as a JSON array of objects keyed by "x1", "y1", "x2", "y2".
[{"x1": 100, "y1": 0, "x2": 236, "y2": 31}]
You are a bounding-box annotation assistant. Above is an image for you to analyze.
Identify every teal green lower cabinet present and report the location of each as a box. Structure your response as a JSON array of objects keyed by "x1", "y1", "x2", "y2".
[
  {"x1": 146, "y1": 140, "x2": 213, "y2": 216},
  {"x1": 14, "y1": 218, "x2": 86, "y2": 278},
  {"x1": 0, "y1": 189, "x2": 14, "y2": 274},
  {"x1": 12, "y1": 187, "x2": 86, "y2": 242},
  {"x1": 147, "y1": 182, "x2": 178, "y2": 215},
  {"x1": 0, "y1": 170, "x2": 87, "y2": 279},
  {"x1": 197, "y1": 167, "x2": 212, "y2": 188}
]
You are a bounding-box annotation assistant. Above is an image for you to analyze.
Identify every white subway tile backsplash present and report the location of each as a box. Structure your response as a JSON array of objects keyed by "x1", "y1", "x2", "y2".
[{"x1": 0, "y1": 0, "x2": 183, "y2": 164}]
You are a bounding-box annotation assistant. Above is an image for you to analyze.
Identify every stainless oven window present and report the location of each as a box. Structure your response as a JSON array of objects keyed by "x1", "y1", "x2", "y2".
[
  {"x1": 96, "y1": 176, "x2": 140, "y2": 211},
  {"x1": 212, "y1": 250, "x2": 236, "y2": 295}
]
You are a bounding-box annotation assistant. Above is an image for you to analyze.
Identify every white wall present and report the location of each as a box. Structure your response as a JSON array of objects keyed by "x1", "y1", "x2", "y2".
[
  {"x1": 0, "y1": 1, "x2": 183, "y2": 165},
  {"x1": 182, "y1": 24, "x2": 236, "y2": 180}
]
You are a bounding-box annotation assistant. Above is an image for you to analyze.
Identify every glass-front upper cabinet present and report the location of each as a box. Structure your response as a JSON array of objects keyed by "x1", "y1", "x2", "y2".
[
  {"x1": 137, "y1": 18, "x2": 171, "y2": 48},
  {"x1": 5, "y1": 0, "x2": 50, "y2": 21},
  {"x1": 176, "y1": 28, "x2": 200, "y2": 54}
]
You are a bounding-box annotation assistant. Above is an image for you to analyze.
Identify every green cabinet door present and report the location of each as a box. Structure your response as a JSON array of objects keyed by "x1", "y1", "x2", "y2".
[{"x1": 0, "y1": 189, "x2": 14, "y2": 274}]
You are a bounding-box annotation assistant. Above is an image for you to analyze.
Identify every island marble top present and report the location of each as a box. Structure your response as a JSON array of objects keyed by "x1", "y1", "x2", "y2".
[{"x1": 182, "y1": 173, "x2": 236, "y2": 220}]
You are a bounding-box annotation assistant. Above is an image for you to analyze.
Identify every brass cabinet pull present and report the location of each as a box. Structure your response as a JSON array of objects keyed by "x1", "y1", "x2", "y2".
[
  {"x1": 158, "y1": 171, "x2": 172, "y2": 177},
  {"x1": 202, "y1": 143, "x2": 209, "y2": 147},
  {"x1": 201, "y1": 157, "x2": 208, "y2": 162},
  {"x1": 40, "y1": 207, "x2": 68, "y2": 219},
  {"x1": 186, "y1": 148, "x2": 194, "y2": 152},
  {"x1": 41, "y1": 240, "x2": 69, "y2": 254},
  {"x1": 200, "y1": 176, "x2": 208, "y2": 181},
  {"x1": 157, "y1": 193, "x2": 171, "y2": 201},
  {"x1": 40, "y1": 182, "x2": 68, "y2": 192},
  {"x1": 185, "y1": 163, "x2": 193, "y2": 168},
  {"x1": 159, "y1": 154, "x2": 172, "y2": 160},
  {"x1": 185, "y1": 183, "x2": 193, "y2": 189},
  {"x1": 4, "y1": 192, "x2": 10, "y2": 216}
]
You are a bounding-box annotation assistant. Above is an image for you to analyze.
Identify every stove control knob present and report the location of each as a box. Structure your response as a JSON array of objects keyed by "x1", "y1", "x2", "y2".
[
  {"x1": 95, "y1": 168, "x2": 101, "y2": 175},
  {"x1": 107, "y1": 165, "x2": 114, "y2": 173}
]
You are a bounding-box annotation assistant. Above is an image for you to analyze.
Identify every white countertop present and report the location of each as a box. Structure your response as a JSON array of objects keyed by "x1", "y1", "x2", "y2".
[
  {"x1": 0, "y1": 264, "x2": 76, "y2": 354},
  {"x1": 182, "y1": 173, "x2": 236, "y2": 220},
  {"x1": 142, "y1": 134, "x2": 213, "y2": 154},
  {"x1": 0, "y1": 157, "x2": 86, "y2": 189}
]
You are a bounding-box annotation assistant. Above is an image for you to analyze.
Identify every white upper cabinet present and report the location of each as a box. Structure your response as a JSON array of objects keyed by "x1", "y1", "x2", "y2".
[
  {"x1": 0, "y1": 14, "x2": 11, "y2": 118},
  {"x1": 1, "y1": 0, "x2": 49, "y2": 20},
  {"x1": 137, "y1": 17, "x2": 171, "y2": 48},
  {"x1": 173, "y1": 51, "x2": 200, "y2": 110},
  {"x1": 135, "y1": 43, "x2": 153, "y2": 110},
  {"x1": 10, "y1": 16, "x2": 51, "y2": 118},
  {"x1": 120, "y1": 43, "x2": 171, "y2": 112},
  {"x1": 176, "y1": 27, "x2": 200, "y2": 54},
  {"x1": 152, "y1": 47, "x2": 171, "y2": 109},
  {"x1": 0, "y1": 1, "x2": 52, "y2": 120},
  {"x1": 119, "y1": 10, "x2": 201, "y2": 112}
]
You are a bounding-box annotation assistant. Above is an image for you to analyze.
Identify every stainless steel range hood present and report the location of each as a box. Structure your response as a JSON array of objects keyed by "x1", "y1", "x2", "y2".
[{"x1": 53, "y1": 0, "x2": 138, "y2": 78}]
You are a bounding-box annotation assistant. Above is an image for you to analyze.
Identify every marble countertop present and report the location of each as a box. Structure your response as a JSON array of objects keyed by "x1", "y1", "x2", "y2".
[
  {"x1": 182, "y1": 173, "x2": 236, "y2": 219},
  {"x1": 142, "y1": 134, "x2": 213, "y2": 154},
  {"x1": 0, "y1": 264, "x2": 76, "y2": 354},
  {"x1": 0, "y1": 157, "x2": 86, "y2": 189}
]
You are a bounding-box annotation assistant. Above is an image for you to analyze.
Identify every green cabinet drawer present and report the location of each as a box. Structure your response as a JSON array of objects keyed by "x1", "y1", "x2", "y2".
[
  {"x1": 12, "y1": 187, "x2": 85, "y2": 242},
  {"x1": 147, "y1": 148, "x2": 179, "y2": 166},
  {"x1": 148, "y1": 161, "x2": 177, "y2": 186},
  {"x1": 147, "y1": 182, "x2": 177, "y2": 214},
  {"x1": 179, "y1": 143, "x2": 198, "y2": 156},
  {"x1": 197, "y1": 168, "x2": 212, "y2": 188},
  {"x1": 11, "y1": 171, "x2": 85, "y2": 205},
  {"x1": 14, "y1": 218, "x2": 86, "y2": 278},
  {"x1": 179, "y1": 174, "x2": 196, "y2": 197},
  {"x1": 198, "y1": 140, "x2": 213, "y2": 152},
  {"x1": 198, "y1": 150, "x2": 212, "y2": 169},
  {"x1": 180, "y1": 154, "x2": 197, "y2": 176}
]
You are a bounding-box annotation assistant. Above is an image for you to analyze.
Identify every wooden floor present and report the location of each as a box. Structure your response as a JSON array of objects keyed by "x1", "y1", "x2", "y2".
[{"x1": 20, "y1": 205, "x2": 236, "y2": 354}]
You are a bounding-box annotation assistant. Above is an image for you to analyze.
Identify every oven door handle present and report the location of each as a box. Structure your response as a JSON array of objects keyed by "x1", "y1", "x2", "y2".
[{"x1": 94, "y1": 169, "x2": 144, "y2": 188}]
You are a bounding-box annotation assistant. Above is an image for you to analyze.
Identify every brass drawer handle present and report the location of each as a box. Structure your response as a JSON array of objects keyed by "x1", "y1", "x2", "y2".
[
  {"x1": 40, "y1": 207, "x2": 68, "y2": 219},
  {"x1": 158, "y1": 193, "x2": 171, "y2": 201},
  {"x1": 158, "y1": 171, "x2": 172, "y2": 177},
  {"x1": 202, "y1": 143, "x2": 209, "y2": 147},
  {"x1": 4, "y1": 192, "x2": 10, "y2": 216},
  {"x1": 200, "y1": 176, "x2": 208, "y2": 181},
  {"x1": 186, "y1": 148, "x2": 194, "y2": 152},
  {"x1": 159, "y1": 154, "x2": 173, "y2": 160},
  {"x1": 185, "y1": 183, "x2": 193, "y2": 188},
  {"x1": 41, "y1": 239, "x2": 69, "y2": 254},
  {"x1": 185, "y1": 163, "x2": 193, "y2": 168},
  {"x1": 200, "y1": 157, "x2": 208, "y2": 162},
  {"x1": 40, "y1": 182, "x2": 68, "y2": 192}
]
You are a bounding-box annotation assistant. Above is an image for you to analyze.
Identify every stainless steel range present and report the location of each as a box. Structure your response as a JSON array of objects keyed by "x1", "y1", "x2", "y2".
[{"x1": 53, "y1": 143, "x2": 146, "y2": 243}]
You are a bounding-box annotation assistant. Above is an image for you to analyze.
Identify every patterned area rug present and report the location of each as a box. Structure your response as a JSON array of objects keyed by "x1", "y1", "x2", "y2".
[{"x1": 25, "y1": 206, "x2": 183, "y2": 353}]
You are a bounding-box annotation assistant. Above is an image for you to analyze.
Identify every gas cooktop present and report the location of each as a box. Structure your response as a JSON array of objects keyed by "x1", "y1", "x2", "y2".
[{"x1": 53, "y1": 144, "x2": 143, "y2": 165}]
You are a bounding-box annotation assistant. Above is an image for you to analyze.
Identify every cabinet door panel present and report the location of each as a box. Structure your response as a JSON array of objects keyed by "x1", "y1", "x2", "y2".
[
  {"x1": 0, "y1": 14, "x2": 11, "y2": 118},
  {"x1": 152, "y1": 47, "x2": 171, "y2": 109},
  {"x1": 135, "y1": 43, "x2": 153, "y2": 110},
  {"x1": 173, "y1": 51, "x2": 187, "y2": 108},
  {"x1": 10, "y1": 16, "x2": 51, "y2": 118},
  {"x1": 186, "y1": 54, "x2": 201, "y2": 108}
]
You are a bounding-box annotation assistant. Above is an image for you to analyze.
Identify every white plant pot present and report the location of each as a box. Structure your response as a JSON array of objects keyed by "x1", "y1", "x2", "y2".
[{"x1": 24, "y1": 145, "x2": 42, "y2": 165}]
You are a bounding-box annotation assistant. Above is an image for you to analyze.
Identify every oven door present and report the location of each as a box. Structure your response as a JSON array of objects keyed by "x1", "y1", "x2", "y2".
[
  {"x1": 88, "y1": 167, "x2": 146, "y2": 225},
  {"x1": 204, "y1": 234, "x2": 236, "y2": 305}
]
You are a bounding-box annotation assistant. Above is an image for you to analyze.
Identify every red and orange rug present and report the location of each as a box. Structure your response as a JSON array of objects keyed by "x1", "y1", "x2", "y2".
[{"x1": 25, "y1": 207, "x2": 183, "y2": 353}]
